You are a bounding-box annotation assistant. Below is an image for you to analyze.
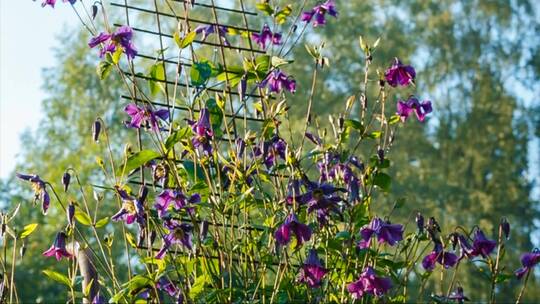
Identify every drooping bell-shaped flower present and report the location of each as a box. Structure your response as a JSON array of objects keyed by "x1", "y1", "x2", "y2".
[
  {"x1": 347, "y1": 267, "x2": 392, "y2": 298},
  {"x1": 470, "y1": 229, "x2": 497, "y2": 258},
  {"x1": 124, "y1": 103, "x2": 169, "y2": 132},
  {"x1": 384, "y1": 58, "x2": 416, "y2": 87},
  {"x1": 252, "y1": 24, "x2": 282, "y2": 49},
  {"x1": 195, "y1": 24, "x2": 230, "y2": 46},
  {"x1": 301, "y1": 0, "x2": 338, "y2": 27},
  {"x1": 274, "y1": 214, "x2": 312, "y2": 247},
  {"x1": 422, "y1": 243, "x2": 458, "y2": 270},
  {"x1": 43, "y1": 232, "x2": 72, "y2": 261},
  {"x1": 297, "y1": 249, "x2": 327, "y2": 288},
  {"x1": 260, "y1": 70, "x2": 296, "y2": 94},
  {"x1": 16, "y1": 173, "x2": 50, "y2": 215},
  {"x1": 515, "y1": 249, "x2": 540, "y2": 279},
  {"x1": 396, "y1": 96, "x2": 432, "y2": 122},
  {"x1": 358, "y1": 217, "x2": 404, "y2": 249},
  {"x1": 88, "y1": 25, "x2": 137, "y2": 59}
]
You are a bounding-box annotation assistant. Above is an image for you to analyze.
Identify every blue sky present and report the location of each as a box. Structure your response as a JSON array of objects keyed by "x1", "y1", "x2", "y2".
[{"x1": 0, "y1": 1, "x2": 78, "y2": 178}]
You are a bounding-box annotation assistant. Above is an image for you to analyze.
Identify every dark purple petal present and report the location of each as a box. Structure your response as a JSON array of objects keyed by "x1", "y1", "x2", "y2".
[{"x1": 88, "y1": 32, "x2": 111, "y2": 48}]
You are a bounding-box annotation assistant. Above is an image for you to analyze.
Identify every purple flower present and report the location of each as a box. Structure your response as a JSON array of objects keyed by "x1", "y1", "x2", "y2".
[
  {"x1": 154, "y1": 189, "x2": 200, "y2": 218},
  {"x1": 195, "y1": 24, "x2": 230, "y2": 46},
  {"x1": 43, "y1": 232, "x2": 72, "y2": 261},
  {"x1": 91, "y1": 292, "x2": 106, "y2": 304},
  {"x1": 298, "y1": 249, "x2": 327, "y2": 288},
  {"x1": 422, "y1": 243, "x2": 458, "y2": 270},
  {"x1": 274, "y1": 214, "x2": 312, "y2": 247},
  {"x1": 188, "y1": 108, "x2": 214, "y2": 154},
  {"x1": 88, "y1": 25, "x2": 137, "y2": 60},
  {"x1": 470, "y1": 229, "x2": 496, "y2": 258},
  {"x1": 124, "y1": 103, "x2": 169, "y2": 132},
  {"x1": 396, "y1": 96, "x2": 433, "y2": 122},
  {"x1": 156, "y1": 221, "x2": 193, "y2": 259},
  {"x1": 448, "y1": 287, "x2": 470, "y2": 303},
  {"x1": 358, "y1": 217, "x2": 404, "y2": 249},
  {"x1": 347, "y1": 267, "x2": 392, "y2": 298},
  {"x1": 515, "y1": 249, "x2": 540, "y2": 279},
  {"x1": 67, "y1": 201, "x2": 75, "y2": 226},
  {"x1": 16, "y1": 173, "x2": 50, "y2": 215},
  {"x1": 157, "y1": 277, "x2": 179, "y2": 297},
  {"x1": 289, "y1": 181, "x2": 345, "y2": 225},
  {"x1": 62, "y1": 172, "x2": 71, "y2": 192},
  {"x1": 252, "y1": 24, "x2": 282, "y2": 49},
  {"x1": 301, "y1": 0, "x2": 338, "y2": 27},
  {"x1": 261, "y1": 70, "x2": 296, "y2": 93},
  {"x1": 151, "y1": 161, "x2": 169, "y2": 187},
  {"x1": 253, "y1": 135, "x2": 287, "y2": 168},
  {"x1": 111, "y1": 186, "x2": 146, "y2": 225},
  {"x1": 42, "y1": 0, "x2": 73, "y2": 8},
  {"x1": 384, "y1": 58, "x2": 416, "y2": 87},
  {"x1": 92, "y1": 119, "x2": 101, "y2": 142}
]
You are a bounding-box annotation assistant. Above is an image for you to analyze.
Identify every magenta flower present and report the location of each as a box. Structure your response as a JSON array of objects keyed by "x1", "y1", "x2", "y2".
[
  {"x1": 43, "y1": 232, "x2": 72, "y2": 261},
  {"x1": 124, "y1": 103, "x2": 169, "y2": 132},
  {"x1": 397, "y1": 96, "x2": 433, "y2": 122},
  {"x1": 156, "y1": 221, "x2": 193, "y2": 259},
  {"x1": 301, "y1": 0, "x2": 338, "y2": 27},
  {"x1": 252, "y1": 24, "x2": 282, "y2": 49},
  {"x1": 347, "y1": 267, "x2": 392, "y2": 298},
  {"x1": 157, "y1": 277, "x2": 179, "y2": 297},
  {"x1": 385, "y1": 58, "x2": 416, "y2": 87},
  {"x1": 253, "y1": 135, "x2": 287, "y2": 168},
  {"x1": 195, "y1": 24, "x2": 230, "y2": 46},
  {"x1": 422, "y1": 243, "x2": 458, "y2": 270},
  {"x1": 358, "y1": 217, "x2": 404, "y2": 249},
  {"x1": 293, "y1": 181, "x2": 345, "y2": 225},
  {"x1": 470, "y1": 229, "x2": 497, "y2": 258},
  {"x1": 298, "y1": 249, "x2": 327, "y2": 288},
  {"x1": 274, "y1": 214, "x2": 312, "y2": 247},
  {"x1": 42, "y1": 0, "x2": 75, "y2": 8},
  {"x1": 111, "y1": 186, "x2": 146, "y2": 225},
  {"x1": 515, "y1": 249, "x2": 540, "y2": 279},
  {"x1": 88, "y1": 25, "x2": 137, "y2": 60},
  {"x1": 154, "y1": 189, "x2": 200, "y2": 218},
  {"x1": 16, "y1": 173, "x2": 50, "y2": 215},
  {"x1": 261, "y1": 70, "x2": 296, "y2": 94},
  {"x1": 188, "y1": 108, "x2": 214, "y2": 154}
]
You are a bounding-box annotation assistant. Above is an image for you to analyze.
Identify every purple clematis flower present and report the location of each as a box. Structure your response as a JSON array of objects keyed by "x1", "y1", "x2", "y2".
[
  {"x1": 252, "y1": 24, "x2": 282, "y2": 49},
  {"x1": 274, "y1": 214, "x2": 312, "y2": 247},
  {"x1": 156, "y1": 220, "x2": 193, "y2": 259},
  {"x1": 422, "y1": 243, "x2": 458, "y2": 270},
  {"x1": 253, "y1": 135, "x2": 287, "y2": 168},
  {"x1": 16, "y1": 173, "x2": 50, "y2": 215},
  {"x1": 470, "y1": 229, "x2": 497, "y2": 258},
  {"x1": 397, "y1": 96, "x2": 432, "y2": 122},
  {"x1": 195, "y1": 24, "x2": 230, "y2": 46},
  {"x1": 41, "y1": 0, "x2": 75, "y2": 8},
  {"x1": 358, "y1": 217, "x2": 404, "y2": 249},
  {"x1": 301, "y1": 0, "x2": 338, "y2": 27},
  {"x1": 260, "y1": 69, "x2": 296, "y2": 94},
  {"x1": 43, "y1": 232, "x2": 72, "y2": 261},
  {"x1": 124, "y1": 103, "x2": 169, "y2": 132},
  {"x1": 154, "y1": 189, "x2": 200, "y2": 218},
  {"x1": 289, "y1": 181, "x2": 345, "y2": 225},
  {"x1": 157, "y1": 277, "x2": 179, "y2": 297},
  {"x1": 385, "y1": 58, "x2": 416, "y2": 87},
  {"x1": 515, "y1": 249, "x2": 540, "y2": 279},
  {"x1": 88, "y1": 25, "x2": 137, "y2": 60},
  {"x1": 111, "y1": 186, "x2": 146, "y2": 225},
  {"x1": 188, "y1": 108, "x2": 214, "y2": 155},
  {"x1": 347, "y1": 267, "x2": 392, "y2": 298},
  {"x1": 298, "y1": 249, "x2": 327, "y2": 288}
]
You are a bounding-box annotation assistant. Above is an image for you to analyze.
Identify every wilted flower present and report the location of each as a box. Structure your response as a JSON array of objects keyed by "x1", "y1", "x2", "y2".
[
  {"x1": 88, "y1": 25, "x2": 137, "y2": 59},
  {"x1": 358, "y1": 217, "x2": 404, "y2": 249},
  {"x1": 188, "y1": 108, "x2": 214, "y2": 155},
  {"x1": 274, "y1": 214, "x2": 312, "y2": 247},
  {"x1": 301, "y1": 0, "x2": 338, "y2": 27},
  {"x1": 384, "y1": 58, "x2": 416, "y2": 87},
  {"x1": 422, "y1": 243, "x2": 458, "y2": 270},
  {"x1": 252, "y1": 24, "x2": 282, "y2": 49},
  {"x1": 62, "y1": 172, "x2": 71, "y2": 192},
  {"x1": 124, "y1": 103, "x2": 169, "y2": 132},
  {"x1": 470, "y1": 229, "x2": 496, "y2": 258},
  {"x1": 501, "y1": 218, "x2": 510, "y2": 240},
  {"x1": 111, "y1": 186, "x2": 146, "y2": 225},
  {"x1": 347, "y1": 267, "x2": 392, "y2": 298},
  {"x1": 397, "y1": 96, "x2": 433, "y2": 122},
  {"x1": 260, "y1": 69, "x2": 296, "y2": 94},
  {"x1": 43, "y1": 232, "x2": 72, "y2": 261},
  {"x1": 195, "y1": 24, "x2": 230, "y2": 46},
  {"x1": 16, "y1": 173, "x2": 50, "y2": 215},
  {"x1": 154, "y1": 189, "x2": 200, "y2": 218},
  {"x1": 515, "y1": 249, "x2": 540, "y2": 279},
  {"x1": 298, "y1": 249, "x2": 327, "y2": 288},
  {"x1": 156, "y1": 221, "x2": 193, "y2": 259}
]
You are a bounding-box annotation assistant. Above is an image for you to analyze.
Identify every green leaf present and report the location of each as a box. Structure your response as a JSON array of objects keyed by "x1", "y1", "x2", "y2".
[
  {"x1": 271, "y1": 56, "x2": 292, "y2": 68},
  {"x1": 148, "y1": 62, "x2": 165, "y2": 96},
  {"x1": 182, "y1": 160, "x2": 205, "y2": 182},
  {"x1": 206, "y1": 98, "x2": 223, "y2": 130},
  {"x1": 275, "y1": 5, "x2": 292, "y2": 24},
  {"x1": 368, "y1": 131, "x2": 382, "y2": 139},
  {"x1": 373, "y1": 172, "x2": 392, "y2": 192},
  {"x1": 344, "y1": 119, "x2": 364, "y2": 132},
  {"x1": 174, "y1": 30, "x2": 197, "y2": 49},
  {"x1": 122, "y1": 150, "x2": 161, "y2": 175},
  {"x1": 388, "y1": 115, "x2": 401, "y2": 125},
  {"x1": 75, "y1": 209, "x2": 92, "y2": 226},
  {"x1": 335, "y1": 231, "x2": 351, "y2": 240},
  {"x1": 96, "y1": 61, "x2": 112, "y2": 80},
  {"x1": 20, "y1": 223, "x2": 38, "y2": 239},
  {"x1": 190, "y1": 274, "x2": 209, "y2": 298},
  {"x1": 42, "y1": 270, "x2": 72, "y2": 287},
  {"x1": 95, "y1": 217, "x2": 109, "y2": 228},
  {"x1": 164, "y1": 126, "x2": 191, "y2": 151},
  {"x1": 190, "y1": 61, "x2": 213, "y2": 87},
  {"x1": 256, "y1": 3, "x2": 274, "y2": 15},
  {"x1": 255, "y1": 55, "x2": 271, "y2": 73}
]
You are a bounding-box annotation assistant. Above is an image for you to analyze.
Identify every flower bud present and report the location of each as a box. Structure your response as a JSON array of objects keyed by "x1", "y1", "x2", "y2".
[
  {"x1": 62, "y1": 172, "x2": 71, "y2": 192},
  {"x1": 67, "y1": 201, "x2": 75, "y2": 226},
  {"x1": 20, "y1": 242, "x2": 26, "y2": 258},
  {"x1": 92, "y1": 119, "x2": 101, "y2": 142},
  {"x1": 501, "y1": 218, "x2": 510, "y2": 240},
  {"x1": 415, "y1": 212, "x2": 424, "y2": 233},
  {"x1": 377, "y1": 146, "x2": 385, "y2": 162},
  {"x1": 200, "y1": 221, "x2": 209, "y2": 240},
  {"x1": 91, "y1": 4, "x2": 98, "y2": 19},
  {"x1": 149, "y1": 230, "x2": 157, "y2": 246},
  {"x1": 138, "y1": 186, "x2": 149, "y2": 205}
]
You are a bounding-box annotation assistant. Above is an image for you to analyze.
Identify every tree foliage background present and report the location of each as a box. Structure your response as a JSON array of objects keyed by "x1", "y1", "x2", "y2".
[{"x1": 0, "y1": 0, "x2": 539, "y2": 302}]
